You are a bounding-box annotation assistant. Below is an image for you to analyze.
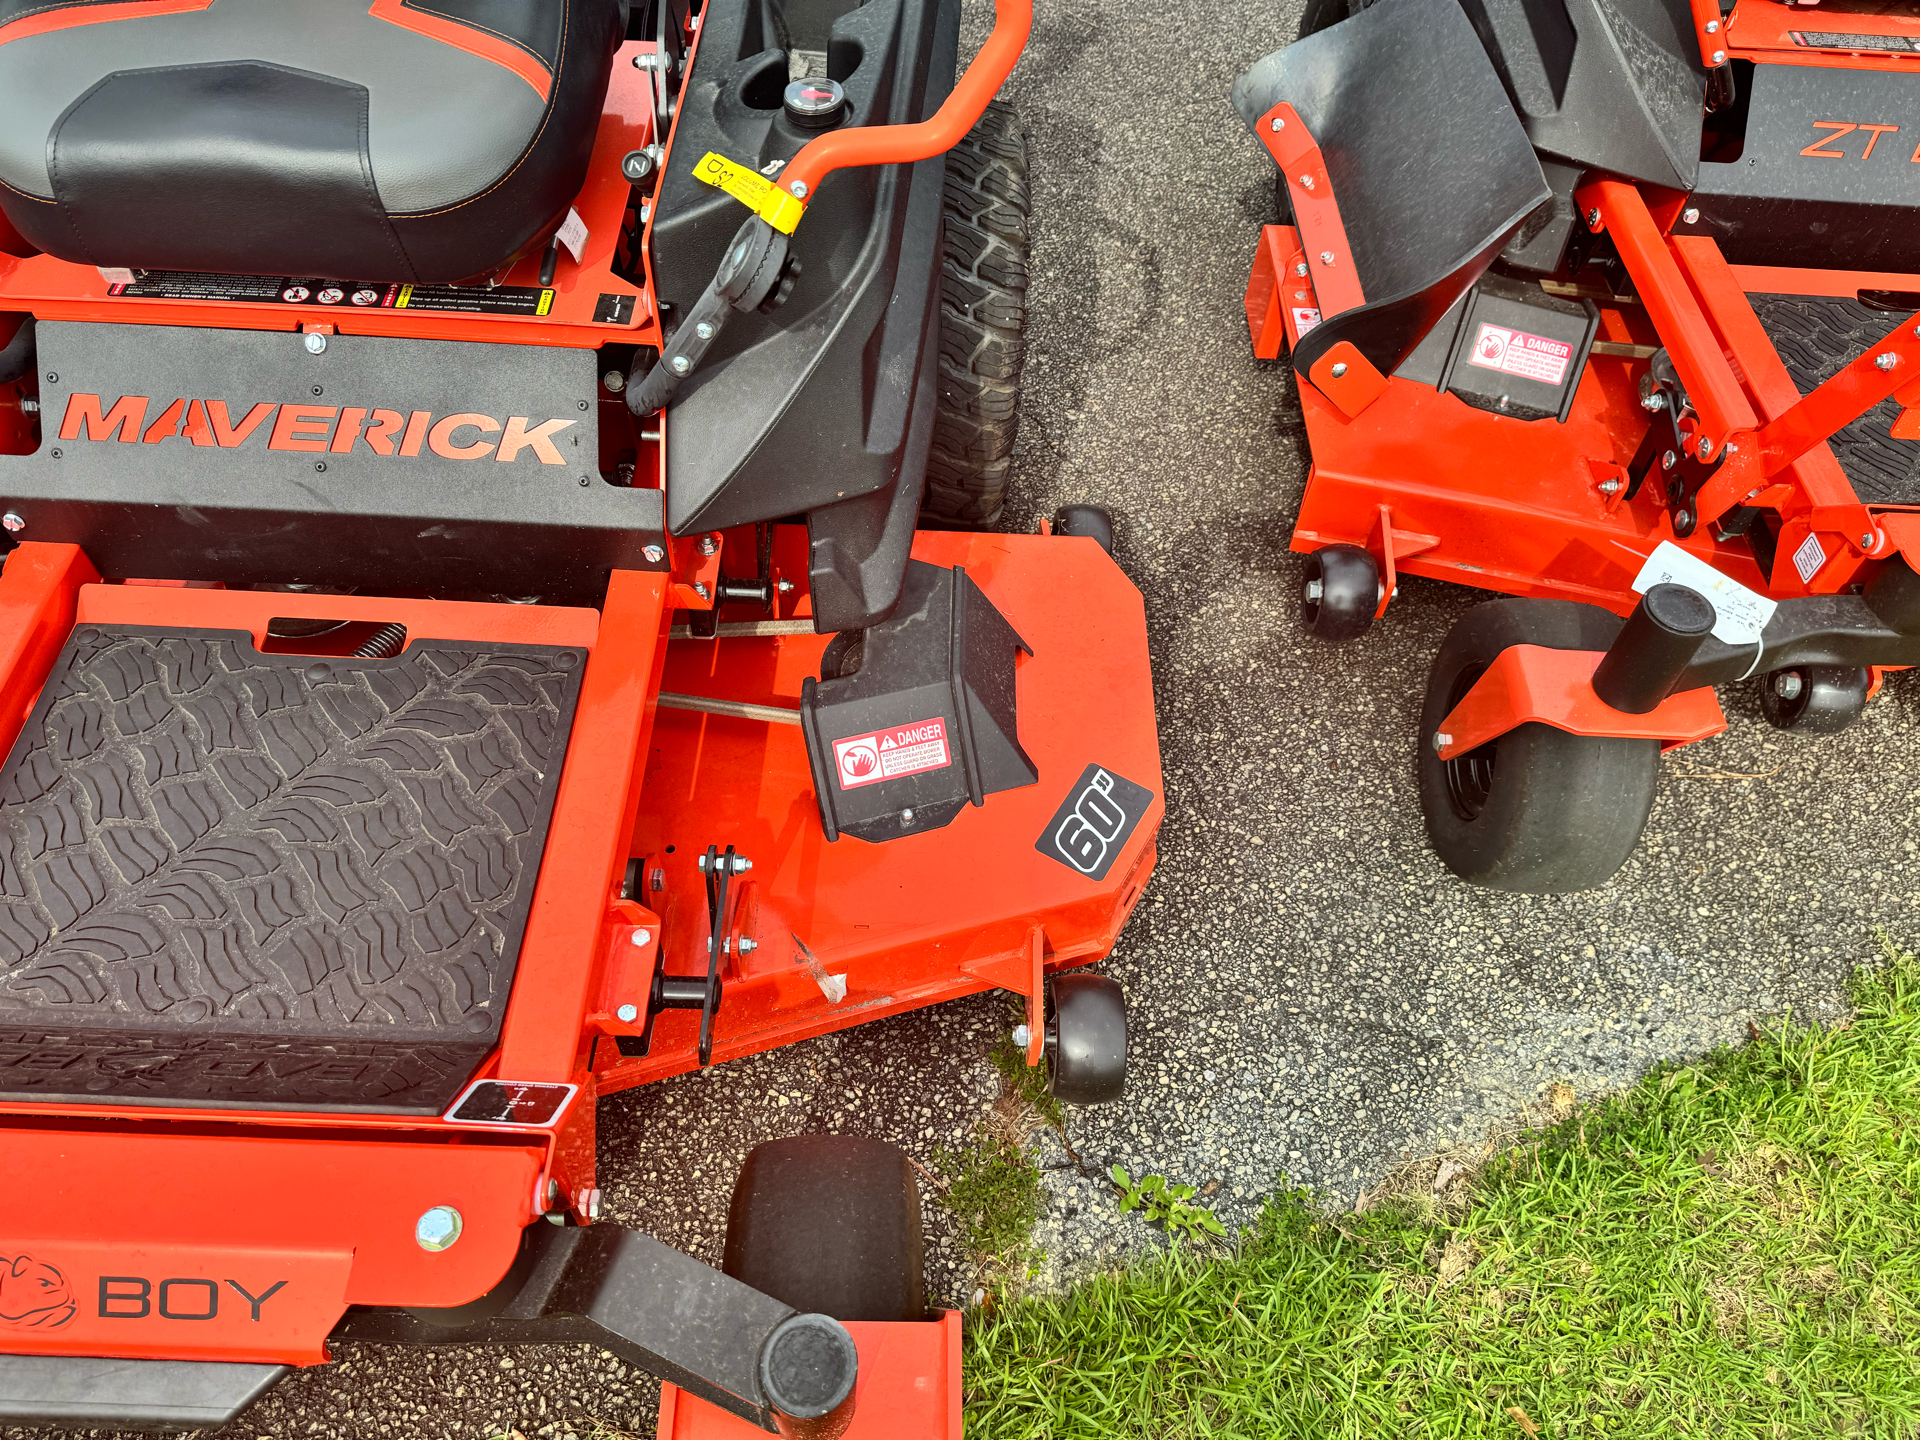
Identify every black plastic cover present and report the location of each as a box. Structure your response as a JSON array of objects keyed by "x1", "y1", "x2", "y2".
[
  {"x1": 1232, "y1": 0, "x2": 1551, "y2": 383},
  {"x1": 650, "y1": 0, "x2": 959, "y2": 631},
  {"x1": 798, "y1": 560, "x2": 1035, "y2": 843},
  {"x1": 0, "y1": 1354, "x2": 286, "y2": 1433},
  {"x1": 0, "y1": 626, "x2": 582, "y2": 1112},
  {"x1": 1436, "y1": 272, "x2": 1599, "y2": 422}
]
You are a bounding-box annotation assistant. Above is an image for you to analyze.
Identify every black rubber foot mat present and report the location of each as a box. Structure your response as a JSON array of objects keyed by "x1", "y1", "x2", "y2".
[
  {"x1": 0, "y1": 626, "x2": 584, "y2": 1112},
  {"x1": 1750, "y1": 294, "x2": 1918, "y2": 507}
]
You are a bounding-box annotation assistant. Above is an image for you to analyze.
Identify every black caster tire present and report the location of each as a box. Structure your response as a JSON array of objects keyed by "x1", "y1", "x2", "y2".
[
  {"x1": 921, "y1": 100, "x2": 1030, "y2": 529},
  {"x1": 1302, "y1": 544, "x2": 1378, "y2": 642},
  {"x1": 723, "y1": 1136, "x2": 925, "y2": 1321},
  {"x1": 1046, "y1": 972, "x2": 1126, "y2": 1104},
  {"x1": 1053, "y1": 505, "x2": 1115, "y2": 556},
  {"x1": 1297, "y1": 0, "x2": 1353, "y2": 36},
  {"x1": 1759, "y1": 665, "x2": 1869, "y2": 734},
  {"x1": 1417, "y1": 598, "x2": 1659, "y2": 895}
]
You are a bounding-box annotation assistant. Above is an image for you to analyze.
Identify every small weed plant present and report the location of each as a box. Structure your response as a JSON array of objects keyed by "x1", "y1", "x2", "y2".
[{"x1": 1109, "y1": 1164, "x2": 1227, "y2": 1244}]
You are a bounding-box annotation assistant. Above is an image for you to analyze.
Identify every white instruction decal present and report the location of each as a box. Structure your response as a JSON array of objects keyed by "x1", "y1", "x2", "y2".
[
  {"x1": 1292, "y1": 307, "x2": 1321, "y2": 337},
  {"x1": 1792, "y1": 532, "x2": 1827, "y2": 584},
  {"x1": 1466, "y1": 323, "x2": 1573, "y2": 387},
  {"x1": 556, "y1": 207, "x2": 589, "y2": 264},
  {"x1": 832, "y1": 717, "x2": 951, "y2": 790},
  {"x1": 1632, "y1": 539, "x2": 1776, "y2": 645}
]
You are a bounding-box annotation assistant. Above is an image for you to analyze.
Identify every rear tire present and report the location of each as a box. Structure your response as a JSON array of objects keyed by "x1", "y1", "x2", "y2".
[
  {"x1": 922, "y1": 100, "x2": 1030, "y2": 528},
  {"x1": 723, "y1": 1135, "x2": 925, "y2": 1322},
  {"x1": 1417, "y1": 599, "x2": 1658, "y2": 894}
]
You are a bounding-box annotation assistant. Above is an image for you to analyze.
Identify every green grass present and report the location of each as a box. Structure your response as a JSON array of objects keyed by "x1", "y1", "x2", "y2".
[
  {"x1": 964, "y1": 945, "x2": 1920, "y2": 1439},
  {"x1": 931, "y1": 1026, "x2": 1058, "y2": 1282}
]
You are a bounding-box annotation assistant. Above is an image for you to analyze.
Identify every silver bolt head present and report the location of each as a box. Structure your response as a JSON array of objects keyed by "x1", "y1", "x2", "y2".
[
  {"x1": 695, "y1": 321, "x2": 715, "y2": 341},
  {"x1": 1432, "y1": 732, "x2": 1453, "y2": 753},
  {"x1": 776, "y1": 578, "x2": 795, "y2": 593},
  {"x1": 616, "y1": 1002, "x2": 639, "y2": 1022},
  {"x1": 602, "y1": 369, "x2": 626, "y2": 392},
  {"x1": 1331, "y1": 362, "x2": 1348, "y2": 378},
  {"x1": 1705, "y1": 18, "x2": 1718, "y2": 31},
  {"x1": 697, "y1": 534, "x2": 719, "y2": 555},
  {"x1": 415, "y1": 1206, "x2": 463, "y2": 1251},
  {"x1": 643, "y1": 544, "x2": 665, "y2": 563},
  {"x1": 1270, "y1": 116, "x2": 1284, "y2": 131},
  {"x1": 1299, "y1": 174, "x2": 1315, "y2": 190},
  {"x1": 1861, "y1": 531, "x2": 1877, "y2": 549},
  {"x1": 1, "y1": 512, "x2": 23, "y2": 534},
  {"x1": 670, "y1": 354, "x2": 692, "y2": 374},
  {"x1": 1772, "y1": 671, "x2": 1803, "y2": 700},
  {"x1": 790, "y1": 180, "x2": 808, "y2": 198},
  {"x1": 737, "y1": 937, "x2": 757, "y2": 954},
  {"x1": 1643, "y1": 392, "x2": 1665, "y2": 411},
  {"x1": 1011, "y1": 1024, "x2": 1032, "y2": 1049},
  {"x1": 1875, "y1": 352, "x2": 1899, "y2": 371},
  {"x1": 899, "y1": 808, "x2": 915, "y2": 826},
  {"x1": 630, "y1": 927, "x2": 651, "y2": 947},
  {"x1": 1293, "y1": 262, "x2": 1309, "y2": 277},
  {"x1": 1711, "y1": 49, "x2": 1725, "y2": 63},
  {"x1": 1304, "y1": 578, "x2": 1324, "y2": 603},
  {"x1": 1697, "y1": 436, "x2": 1714, "y2": 460},
  {"x1": 1600, "y1": 478, "x2": 1622, "y2": 494},
  {"x1": 1662, "y1": 450, "x2": 1677, "y2": 470},
  {"x1": 1682, "y1": 207, "x2": 1699, "y2": 224},
  {"x1": 1319, "y1": 251, "x2": 1335, "y2": 265},
  {"x1": 303, "y1": 332, "x2": 327, "y2": 354}
]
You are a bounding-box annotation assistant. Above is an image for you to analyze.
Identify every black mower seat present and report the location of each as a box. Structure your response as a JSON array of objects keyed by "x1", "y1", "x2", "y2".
[
  {"x1": 1232, "y1": 0, "x2": 1550, "y2": 384},
  {"x1": 0, "y1": 0, "x2": 623, "y2": 284}
]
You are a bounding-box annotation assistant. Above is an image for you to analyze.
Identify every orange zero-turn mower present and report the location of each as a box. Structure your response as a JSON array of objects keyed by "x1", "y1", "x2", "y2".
[
  {"x1": 0, "y1": 0, "x2": 1163, "y2": 1434},
  {"x1": 1234, "y1": 0, "x2": 1918, "y2": 894}
]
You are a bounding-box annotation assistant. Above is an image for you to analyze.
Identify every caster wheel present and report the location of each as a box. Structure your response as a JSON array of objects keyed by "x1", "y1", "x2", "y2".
[
  {"x1": 1054, "y1": 504, "x2": 1115, "y2": 556},
  {"x1": 724, "y1": 1135, "x2": 924, "y2": 1321},
  {"x1": 1045, "y1": 972, "x2": 1126, "y2": 1104},
  {"x1": 1302, "y1": 545, "x2": 1378, "y2": 641},
  {"x1": 818, "y1": 631, "x2": 865, "y2": 680},
  {"x1": 1760, "y1": 666, "x2": 1869, "y2": 734},
  {"x1": 1417, "y1": 599, "x2": 1659, "y2": 894}
]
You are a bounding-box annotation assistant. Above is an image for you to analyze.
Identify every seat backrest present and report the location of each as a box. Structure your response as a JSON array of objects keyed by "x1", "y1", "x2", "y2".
[{"x1": 1234, "y1": 0, "x2": 1550, "y2": 384}]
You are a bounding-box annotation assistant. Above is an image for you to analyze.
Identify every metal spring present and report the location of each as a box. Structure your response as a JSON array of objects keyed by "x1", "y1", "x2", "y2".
[{"x1": 353, "y1": 622, "x2": 408, "y2": 659}]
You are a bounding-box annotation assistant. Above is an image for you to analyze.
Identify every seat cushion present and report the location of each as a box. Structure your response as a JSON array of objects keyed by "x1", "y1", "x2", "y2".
[{"x1": 0, "y1": 0, "x2": 622, "y2": 283}]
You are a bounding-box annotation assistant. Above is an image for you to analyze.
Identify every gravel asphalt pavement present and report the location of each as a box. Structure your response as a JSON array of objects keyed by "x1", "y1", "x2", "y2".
[{"x1": 15, "y1": 0, "x2": 1915, "y2": 1435}]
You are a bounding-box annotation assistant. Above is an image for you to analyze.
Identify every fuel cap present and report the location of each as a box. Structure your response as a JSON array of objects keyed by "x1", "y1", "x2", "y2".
[{"x1": 783, "y1": 77, "x2": 845, "y2": 128}]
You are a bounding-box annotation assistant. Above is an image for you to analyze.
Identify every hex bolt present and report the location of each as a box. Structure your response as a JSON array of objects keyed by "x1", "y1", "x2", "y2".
[
  {"x1": 602, "y1": 369, "x2": 626, "y2": 392},
  {"x1": 1331, "y1": 362, "x2": 1348, "y2": 378},
  {"x1": 1432, "y1": 731, "x2": 1453, "y2": 753},
  {"x1": 643, "y1": 544, "x2": 665, "y2": 563},
  {"x1": 1298, "y1": 174, "x2": 1314, "y2": 190},
  {"x1": 1304, "y1": 578, "x2": 1324, "y2": 602},
  {"x1": 1773, "y1": 671, "x2": 1803, "y2": 700},
  {"x1": 1293, "y1": 262, "x2": 1309, "y2": 277},
  {"x1": 697, "y1": 534, "x2": 719, "y2": 556},
  {"x1": 1697, "y1": 435, "x2": 1714, "y2": 461},
  {"x1": 1269, "y1": 116, "x2": 1284, "y2": 131},
  {"x1": 1643, "y1": 392, "x2": 1665, "y2": 411},
  {"x1": 1861, "y1": 531, "x2": 1877, "y2": 549},
  {"x1": 616, "y1": 1002, "x2": 639, "y2": 1022},
  {"x1": 415, "y1": 1206, "x2": 463, "y2": 1252},
  {"x1": 729, "y1": 855, "x2": 753, "y2": 874},
  {"x1": 790, "y1": 180, "x2": 808, "y2": 198},
  {"x1": 1682, "y1": 207, "x2": 1699, "y2": 224},
  {"x1": 1875, "y1": 352, "x2": 1899, "y2": 371},
  {"x1": 303, "y1": 332, "x2": 327, "y2": 355},
  {"x1": 693, "y1": 582, "x2": 710, "y2": 600},
  {"x1": 1011, "y1": 1023, "x2": 1032, "y2": 1049},
  {"x1": 2, "y1": 512, "x2": 23, "y2": 534},
  {"x1": 1711, "y1": 48, "x2": 1725, "y2": 63},
  {"x1": 694, "y1": 321, "x2": 715, "y2": 341},
  {"x1": 737, "y1": 937, "x2": 757, "y2": 954},
  {"x1": 1600, "y1": 478, "x2": 1623, "y2": 494},
  {"x1": 1586, "y1": 207, "x2": 1602, "y2": 227},
  {"x1": 1319, "y1": 251, "x2": 1335, "y2": 265},
  {"x1": 631, "y1": 927, "x2": 651, "y2": 947},
  {"x1": 670, "y1": 355, "x2": 692, "y2": 374}
]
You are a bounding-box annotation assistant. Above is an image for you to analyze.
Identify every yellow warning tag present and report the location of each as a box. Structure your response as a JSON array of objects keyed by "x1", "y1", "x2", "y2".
[{"x1": 692, "y1": 152, "x2": 807, "y2": 234}]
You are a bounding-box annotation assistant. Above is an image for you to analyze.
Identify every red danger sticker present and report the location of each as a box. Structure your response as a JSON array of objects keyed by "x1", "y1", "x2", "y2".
[
  {"x1": 1466, "y1": 323, "x2": 1573, "y2": 387},
  {"x1": 832, "y1": 718, "x2": 952, "y2": 790}
]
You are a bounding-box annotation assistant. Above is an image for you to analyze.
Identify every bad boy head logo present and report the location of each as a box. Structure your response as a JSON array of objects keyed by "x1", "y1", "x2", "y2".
[{"x1": 0, "y1": 1253, "x2": 76, "y2": 1330}]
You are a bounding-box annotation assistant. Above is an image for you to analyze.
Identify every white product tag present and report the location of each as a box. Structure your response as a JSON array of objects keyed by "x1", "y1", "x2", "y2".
[
  {"x1": 97, "y1": 266, "x2": 134, "y2": 286},
  {"x1": 556, "y1": 207, "x2": 589, "y2": 264},
  {"x1": 1631, "y1": 539, "x2": 1776, "y2": 645}
]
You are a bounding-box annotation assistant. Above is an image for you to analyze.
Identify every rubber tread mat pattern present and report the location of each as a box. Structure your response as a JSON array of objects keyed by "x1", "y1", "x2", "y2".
[
  {"x1": 0, "y1": 626, "x2": 584, "y2": 1111},
  {"x1": 1750, "y1": 294, "x2": 1918, "y2": 507}
]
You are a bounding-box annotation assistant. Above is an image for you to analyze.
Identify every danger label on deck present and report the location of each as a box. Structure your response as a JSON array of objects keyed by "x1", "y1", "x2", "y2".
[
  {"x1": 1466, "y1": 323, "x2": 1573, "y2": 387},
  {"x1": 832, "y1": 718, "x2": 951, "y2": 790}
]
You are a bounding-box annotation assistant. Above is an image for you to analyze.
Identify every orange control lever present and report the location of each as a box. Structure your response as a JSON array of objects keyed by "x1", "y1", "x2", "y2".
[{"x1": 779, "y1": 0, "x2": 1031, "y2": 203}]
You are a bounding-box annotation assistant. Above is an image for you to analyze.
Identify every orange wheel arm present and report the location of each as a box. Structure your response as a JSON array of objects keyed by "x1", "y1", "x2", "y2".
[{"x1": 779, "y1": 0, "x2": 1030, "y2": 203}]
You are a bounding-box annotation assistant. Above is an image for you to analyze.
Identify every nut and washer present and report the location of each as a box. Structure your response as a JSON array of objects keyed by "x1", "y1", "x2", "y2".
[
  {"x1": 693, "y1": 582, "x2": 710, "y2": 600},
  {"x1": 697, "y1": 534, "x2": 720, "y2": 555},
  {"x1": 303, "y1": 332, "x2": 327, "y2": 354},
  {"x1": 1, "y1": 512, "x2": 24, "y2": 534},
  {"x1": 737, "y1": 937, "x2": 757, "y2": 954},
  {"x1": 415, "y1": 1206, "x2": 463, "y2": 1252},
  {"x1": 1642, "y1": 392, "x2": 1665, "y2": 411},
  {"x1": 1875, "y1": 352, "x2": 1899, "y2": 371},
  {"x1": 1773, "y1": 671, "x2": 1803, "y2": 700},
  {"x1": 643, "y1": 544, "x2": 665, "y2": 563}
]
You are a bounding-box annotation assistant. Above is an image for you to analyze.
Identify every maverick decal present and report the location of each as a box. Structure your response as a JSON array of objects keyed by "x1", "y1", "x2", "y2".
[
  {"x1": 0, "y1": 1252, "x2": 75, "y2": 1330},
  {"x1": 58, "y1": 394, "x2": 576, "y2": 464}
]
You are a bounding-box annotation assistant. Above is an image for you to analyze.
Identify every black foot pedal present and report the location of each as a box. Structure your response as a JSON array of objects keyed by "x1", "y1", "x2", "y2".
[{"x1": 799, "y1": 562, "x2": 1036, "y2": 844}]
